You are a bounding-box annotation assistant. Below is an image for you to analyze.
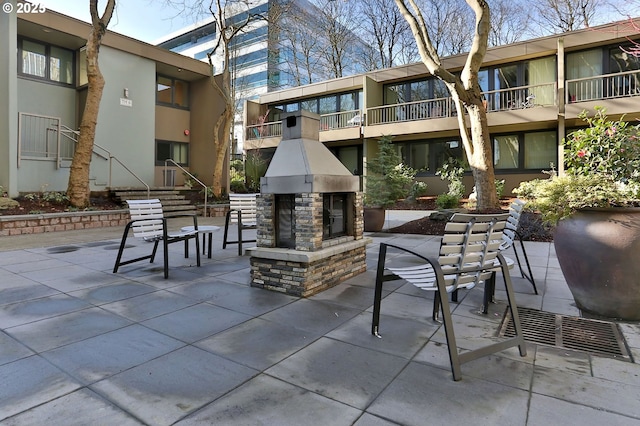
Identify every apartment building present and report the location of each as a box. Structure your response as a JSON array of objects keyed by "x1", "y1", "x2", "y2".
[
  {"x1": 0, "y1": 5, "x2": 225, "y2": 198},
  {"x1": 156, "y1": 0, "x2": 367, "y2": 153},
  {"x1": 244, "y1": 19, "x2": 640, "y2": 196}
]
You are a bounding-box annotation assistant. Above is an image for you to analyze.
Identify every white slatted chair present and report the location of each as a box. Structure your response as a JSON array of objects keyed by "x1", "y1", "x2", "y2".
[
  {"x1": 372, "y1": 213, "x2": 526, "y2": 381},
  {"x1": 223, "y1": 193, "x2": 258, "y2": 255},
  {"x1": 500, "y1": 199, "x2": 538, "y2": 294},
  {"x1": 113, "y1": 199, "x2": 200, "y2": 279}
]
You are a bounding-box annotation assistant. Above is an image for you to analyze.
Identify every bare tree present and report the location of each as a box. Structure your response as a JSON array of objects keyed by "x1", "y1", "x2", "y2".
[
  {"x1": 166, "y1": 0, "x2": 268, "y2": 196},
  {"x1": 395, "y1": 0, "x2": 498, "y2": 209},
  {"x1": 67, "y1": 0, "x2": 116, "y2": 208},
  {"x1": 489, "y1": 0, "x2": 531, "y2": 46},
  {"x1": 420, "y1": 0, "x2": 474, "y2": 56},
  {"x1": 314, "y1": 0, "x2": 361, "y2": 79},
  {"x1": 275, "y1": 2, "x2": 324, "y2": 86},
  {"x1": 358, "y1": 0, "x2": 411, "y2": 69},
  {"x1": 531, "y1": 0, "x2": 602, "y2": 33}
]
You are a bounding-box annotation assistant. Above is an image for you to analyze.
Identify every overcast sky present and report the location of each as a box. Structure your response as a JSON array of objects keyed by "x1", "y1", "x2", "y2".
[{"x1": 38, "y1": 0, "x2": 202, "y2": 44}]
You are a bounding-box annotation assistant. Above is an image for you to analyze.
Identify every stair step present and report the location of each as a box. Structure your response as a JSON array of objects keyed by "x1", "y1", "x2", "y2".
[{"x1": 114, "y1": 191, "x2": 181, "y2": 197}]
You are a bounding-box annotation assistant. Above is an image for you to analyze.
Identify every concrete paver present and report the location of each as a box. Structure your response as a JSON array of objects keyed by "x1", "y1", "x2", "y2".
[{"x1": 0, "y1": 212, "x2": 639, "y2": 425}]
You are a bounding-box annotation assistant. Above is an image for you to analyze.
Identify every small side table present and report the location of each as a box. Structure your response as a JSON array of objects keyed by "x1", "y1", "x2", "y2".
[{"x1": 181, "y1": 225, "x2": 220, "y2": 259}]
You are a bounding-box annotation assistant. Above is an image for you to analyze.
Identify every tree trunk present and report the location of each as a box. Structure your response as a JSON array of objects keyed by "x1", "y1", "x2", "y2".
[
  {"x1": 67, "y1": 0, "x2": 114, "y2": 208},
  {"x1": 466, "y1": 103, "x2": 498, "y2": 209}
]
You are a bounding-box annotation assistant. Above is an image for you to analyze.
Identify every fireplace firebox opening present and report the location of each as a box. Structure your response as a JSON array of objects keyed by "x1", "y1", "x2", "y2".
[{"x1": 275, "y1": 194, "x2": 295, "y2": 248}]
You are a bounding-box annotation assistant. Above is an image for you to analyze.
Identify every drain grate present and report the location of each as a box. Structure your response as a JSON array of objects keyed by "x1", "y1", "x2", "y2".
[{"x1": 498, "y1": 307, "x2": 632, "y2": 362}]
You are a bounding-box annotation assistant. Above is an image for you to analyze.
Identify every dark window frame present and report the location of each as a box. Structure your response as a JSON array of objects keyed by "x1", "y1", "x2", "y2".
[
  {"x1": 156, "y1": 74, "x2": 190, "y2": 109},
  {"x1": 155, "y1": 140, "x2": 189, "y2": 166},
  {"x1": 17, "y1": 37, "x2": 75, "y2": 87}
]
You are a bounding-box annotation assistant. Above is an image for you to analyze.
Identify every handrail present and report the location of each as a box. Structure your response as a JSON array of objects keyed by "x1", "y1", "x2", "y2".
[
  {"x1": 164, "y1": 159, "x2": 208, "y2": 217},
  {"x1": 111, "y1": 156, "x2": 150, "y2": 198}
]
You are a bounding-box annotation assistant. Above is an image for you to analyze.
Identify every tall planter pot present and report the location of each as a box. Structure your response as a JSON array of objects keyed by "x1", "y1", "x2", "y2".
[
  {"x1": 364, "y1": 207, "x2": 386, "y2": 232},
  {"x1": 554, "y1": 208, "x2": 640, "y2": 320}
]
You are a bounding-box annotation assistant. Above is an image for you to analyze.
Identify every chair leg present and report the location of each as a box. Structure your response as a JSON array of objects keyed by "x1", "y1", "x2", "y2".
[
  {"x1": 499, "y1": 257, "x2": 527, "y2": 357},
  {"x1": 482, "y1": 272, "x2": 496, "y2": 314},
  {"x1": 150, "y1": 240, "x2": 159, "y2": 263},
  {"x1": 516, "y1": 232, "x2": 538, "y2": 295},
  {"x1": 432, "y1": 291, "x2": 441, "y2": 321},
  {"x1": 435, "y1": 281, "x2": 462, "y2": 381},
  {"x1": 163, "y1": 239, "x2": 169, "y2": 279},
  {"x1": 222, "y1": 210, "x2": 232, "y2": 249},
  {"x1": 371, "y1": 244, "x2": 388, "y2": 338},
  {"x1": 237, "y1": 210, "x2": 243, "y2": 256},
  {"x1": 113, "y1": 224, "x2": 132, "y2": 273},
  {"x1": 194, "y1": 234, "x2": 201, "y2": 267}
]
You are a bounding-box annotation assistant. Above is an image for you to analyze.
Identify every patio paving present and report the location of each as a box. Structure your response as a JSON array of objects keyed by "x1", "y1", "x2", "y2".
[{"x1": 1, "y1": 213, "x2": 639, "y2": 425}]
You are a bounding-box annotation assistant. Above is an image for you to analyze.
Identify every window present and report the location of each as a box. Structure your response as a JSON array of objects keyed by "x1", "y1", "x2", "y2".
[
  {"x1": 19, "y1": 39, "x2": 74, "y2": 85},
  {"x1": 524, "y1": 131, "x2": 556, "y2": 169},
  {"x1": 396, "y1": 130, "x2": 556, "y2": 173},
  {"x1": 156, "y1": 75, "x2": 189, "y2": 108},
  {"x1": 494, "y1": 135, "x2": 519, "y2": 169},
  {"x1": 156, "y1": 140, "x2": 189, "y2": 166}
]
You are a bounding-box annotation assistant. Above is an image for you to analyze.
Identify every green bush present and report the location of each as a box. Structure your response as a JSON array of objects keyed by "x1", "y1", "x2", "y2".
[
  {"x1": 365, "y1": 136, "x2": 417, "y2": 207},
  {"x1": 436, "y1": 193, "x2": 460, "y2": 209},
  {"x1": 436, "y1": 158, "x2": 466, "y2": 198}
]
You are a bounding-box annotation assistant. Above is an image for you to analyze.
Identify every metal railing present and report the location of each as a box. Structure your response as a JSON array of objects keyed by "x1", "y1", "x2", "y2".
[
  {"x1": 566, "y1": 69, "x2": 640, "y2": 103},
  {"x1": 483, "y1": 83, "x2": 556, "y2": 112},
  {"x1": 164, "y1": 159, "x2": 209, "y2": 217},
  {"x1": 17, "y1": 112, "x2": 62, "y2": 168},
  {"x1": 319, "y1": 109, "x2": 362, "y2": 130},
  {"x1": 19, "y1": 112, "x2": 150, "y2": 195},
  {"x1": 246, "y1": 121, "x2": 282, "y2": 140},
  {"x1": 367, "y1": 97, "x2": 453, "y2": 125}
]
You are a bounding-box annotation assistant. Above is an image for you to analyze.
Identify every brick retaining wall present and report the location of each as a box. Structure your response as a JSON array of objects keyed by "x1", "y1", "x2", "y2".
[
  {"x1": 0, "y1": 210, "x2": 130, "y2": 236},
  {"x1": 1, "y1": 204, "x2": 230, "y2": 236}
]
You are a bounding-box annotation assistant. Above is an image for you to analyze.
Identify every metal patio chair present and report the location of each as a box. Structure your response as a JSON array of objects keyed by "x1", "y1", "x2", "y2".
[
  {"x1": 372, "y1": 213, "x2": 526, "y2": 381},
  {"x1": 223, "y1": 193, "x2": 258, "y2": 255},
  {"x1": 113, "y1": 199, "x2": 200, "y2": 279}
]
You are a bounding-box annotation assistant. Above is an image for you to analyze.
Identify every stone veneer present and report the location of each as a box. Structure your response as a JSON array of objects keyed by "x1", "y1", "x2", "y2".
[{"x1": 248, "y1": 192, "x2": 369, "y2": 297}]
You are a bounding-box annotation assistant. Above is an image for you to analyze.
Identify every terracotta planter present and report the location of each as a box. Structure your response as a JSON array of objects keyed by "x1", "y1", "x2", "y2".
[
  {"x1": 364, "y1": 207, "x2": 386, "y2": 232},
  {"x1": 554, "y1": 208, "x2": 640, "y2": 320}
]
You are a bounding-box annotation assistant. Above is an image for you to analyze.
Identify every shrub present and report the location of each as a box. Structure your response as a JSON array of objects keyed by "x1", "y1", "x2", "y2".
[
  {"x1": 436, "y1": 158, "x2": 466, "y2": 198},
  {"x1": 365, "y1": 136, "x2": 418, "y2": 207},
  {"x1": 436, "y1": 193, "x2": 460, "y2": 209}
]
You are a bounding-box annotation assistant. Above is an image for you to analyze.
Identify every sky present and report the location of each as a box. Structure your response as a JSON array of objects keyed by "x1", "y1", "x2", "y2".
[{"x1": 37, "y1": 0, "x2": 206, "y2": 44}]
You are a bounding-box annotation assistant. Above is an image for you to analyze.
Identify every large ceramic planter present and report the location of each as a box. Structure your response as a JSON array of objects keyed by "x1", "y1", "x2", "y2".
[
  {"x1": 554, "y1": 208, "x2": 640, "y2": 320},
  {"x1": 363, "y1": 207, "x2": 386, "y2": 232}
]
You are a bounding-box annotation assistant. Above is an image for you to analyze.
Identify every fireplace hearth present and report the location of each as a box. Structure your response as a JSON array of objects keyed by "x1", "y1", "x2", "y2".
[{"x1": 246, "y1": 111, "x2": 370, "y2": 297}]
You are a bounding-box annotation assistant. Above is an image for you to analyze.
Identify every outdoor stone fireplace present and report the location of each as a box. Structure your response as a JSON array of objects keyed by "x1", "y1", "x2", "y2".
[{"x1": 246, "y1": 110, "x2": 369, "y2": 297}]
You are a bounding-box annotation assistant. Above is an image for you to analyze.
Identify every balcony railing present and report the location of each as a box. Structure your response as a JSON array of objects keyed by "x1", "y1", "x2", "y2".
[
  {"x1": 319, "y1": 109, "x2": 362, "y2": 131},
  {"x1": 367, "y1": 97, "x2": 453, "y2": 125},
  {"x1": 245, "y1": 71, "x2": 640, "y2": 136},
  {"x1": 246, "y1": 121, "x2": 282, "y2": 140},
  {"x1": 483, "y1": 83, "x2": 556, "y2": 112},
  {"x1": 567, "y1": 69, "x2": 640, "y2": 103}
]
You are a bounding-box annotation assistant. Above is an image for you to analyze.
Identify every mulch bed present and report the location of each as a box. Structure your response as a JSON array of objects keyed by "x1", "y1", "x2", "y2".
[
  {"x1": 386, "y1": 196, "x2": 554, "y2": 242},
  {"x1": 0, "y1": 196, "x2": 123, "y2": 216}
]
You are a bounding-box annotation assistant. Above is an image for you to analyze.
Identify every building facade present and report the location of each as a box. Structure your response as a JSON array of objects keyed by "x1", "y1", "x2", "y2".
[
  {"x1": 1, "y1": 4, "x2": 225, "y2": 198},
  {"x1": 155, "y1": 0, "x2": 367, "y2": 153},
  {"x1": 244, "y1": 19, "x2": 640, "y2": 196}
]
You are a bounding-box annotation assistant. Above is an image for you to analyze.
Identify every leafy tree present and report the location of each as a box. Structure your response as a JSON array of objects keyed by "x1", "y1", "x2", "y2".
[{"x1": 66, "y1": 0, "x2": 115, "y2": 208}]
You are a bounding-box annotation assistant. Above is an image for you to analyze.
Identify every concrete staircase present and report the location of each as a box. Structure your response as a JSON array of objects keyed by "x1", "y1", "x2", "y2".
[{"x1": 111, "y1": 188, "x2": 197, "y2": 215}]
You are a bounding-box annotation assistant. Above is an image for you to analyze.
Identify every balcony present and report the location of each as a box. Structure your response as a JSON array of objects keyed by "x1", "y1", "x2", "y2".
[{"x1": 245, "y1": 70, "x2": 640, "y2": 144}]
